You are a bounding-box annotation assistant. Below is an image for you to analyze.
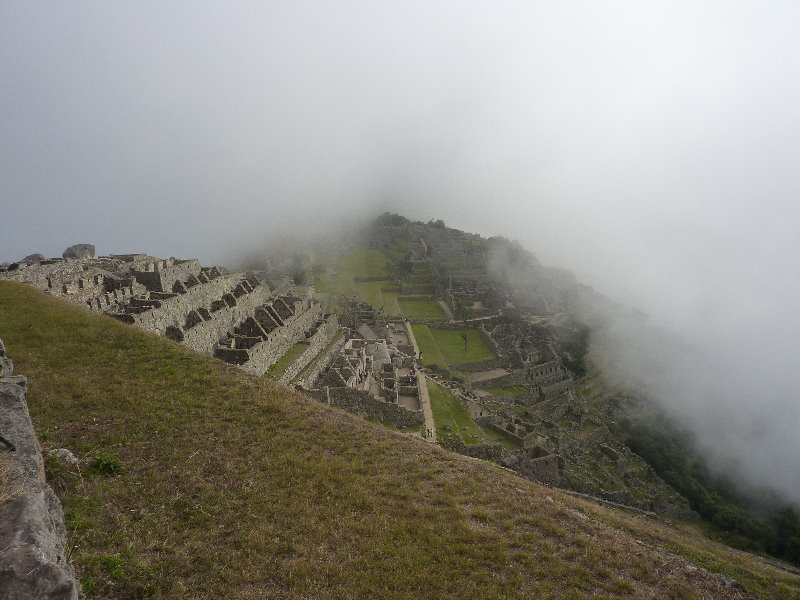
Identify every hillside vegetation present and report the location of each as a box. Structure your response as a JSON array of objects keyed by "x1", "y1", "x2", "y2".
[{"x1": 1, "y1": 281, "x2": 799, "y2": 599}]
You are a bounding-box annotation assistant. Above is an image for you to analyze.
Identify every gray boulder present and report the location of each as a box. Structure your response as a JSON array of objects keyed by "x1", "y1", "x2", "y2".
[
  {"x1": 21, "y1": 253, "x2": 45, "y2": 265},
  {"x1": 0, "y1": 489, "x2": 79, "y2": 600},
  {"x1": 0, "y1": 376, "x2": 79, "y2": 600},
  {"x1": 61, "y1": 244, "x2": 95, "y2": 259},
  {"x1": 0, "y1": 357, "x2": 12, "y2": 378}
]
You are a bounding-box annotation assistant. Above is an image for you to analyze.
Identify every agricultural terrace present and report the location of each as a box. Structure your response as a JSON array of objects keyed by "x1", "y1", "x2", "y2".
[
  {"x1": 397, "y1": 298, "x2": 446, "y2": 319},
  {"x1": 312, "y1": 249, "x2": 400, "y2": 314},
  {"x1": 311, "y1": 248, "x2": 446, "y2": 319},
  {"x1": 411, "y1": 324, "x2": 495, "y2": 370},
  {"x1": 427, "y1": 380, "x2": 519, "y2": 449}
]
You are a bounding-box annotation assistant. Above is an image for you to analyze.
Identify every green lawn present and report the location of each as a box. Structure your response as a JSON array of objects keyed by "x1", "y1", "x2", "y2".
[
  {"x1": 427, "y1": 380, "x2": 519, "y2": 449},
  {"x1": 410, "y1": 324, "x2": 449, "y2": 369},
  {"x1": 412, "y1": 324, "x2": 495, "y2": 368},
  {"x1": 312, "y1": 249, "x2": 404, "y2": 315},
  {"x1": 333, "y1": 248, "x2": 392, "y2": 279},
  {"x1": 312, "y1": 250, "x2": 444, "y2": 319},
  {"x1": 427, "y1": 380, "x2": 479, "y2": 440},
  {"x1": 356, "y1": 280, "x2": 402, "y2": 315},
  {"x1": 398, "y1": 298, "x2": 446, "y2": 319}
]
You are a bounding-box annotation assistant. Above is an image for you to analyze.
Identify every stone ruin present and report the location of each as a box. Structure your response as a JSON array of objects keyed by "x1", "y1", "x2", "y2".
[
  {"x1": 0, "y1": 248, "x2": 340, "y2": 382},
  {"x1": 1, "y1": 231, "x2": 696, "y2": 517},
  {"x1": 462, "y1": 318, "x2": 696, "y2": 518},
  {"x1": 0, "y1": 338, "x2": 79, "y2": 599},
  {"x1": 311, "y1": 302, "x2": 424, "y2": 429}
]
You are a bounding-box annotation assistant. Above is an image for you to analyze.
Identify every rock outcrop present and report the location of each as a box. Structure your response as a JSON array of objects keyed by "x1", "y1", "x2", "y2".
[
  {"x1": 62, "y1": 244, "x2": 95, "y2": 259},
  {"x1": 0, "y1": 338, "x2": 79, "y2": 600}
]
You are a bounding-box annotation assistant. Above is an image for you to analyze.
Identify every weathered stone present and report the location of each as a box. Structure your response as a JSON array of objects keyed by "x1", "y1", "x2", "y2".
[
  {"x1": 21, "y1": 253, "x2": 45, "y2": 265},
  {"x1": 47, "y1": 448, "x2": 78, "y2": 467},
  {"x1": 0, "y1": 488, "x2": 79, "y2": 600},
  {"x1": 1, "y1": 351, "x2": 78, "y2": 599},
  {"x1": 61, "y1": 244, "x2": 95, "y2": 259},
  {"x1": 0, "y1": 356, "x2": 12, "y2": 378}
]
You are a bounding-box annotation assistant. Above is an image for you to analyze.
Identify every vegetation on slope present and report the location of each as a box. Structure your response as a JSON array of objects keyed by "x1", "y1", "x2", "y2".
[
  {"x1": 622, "y1": 412, "x2": 800, "y2": 567},
  {"x1": 1, "y1": 281, "x2": 799, "y2": 599}
]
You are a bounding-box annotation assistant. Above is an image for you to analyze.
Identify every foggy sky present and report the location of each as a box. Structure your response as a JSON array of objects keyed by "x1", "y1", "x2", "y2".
[{"x1": 2, "y1": 3, "x2": 799, "y2": 503}]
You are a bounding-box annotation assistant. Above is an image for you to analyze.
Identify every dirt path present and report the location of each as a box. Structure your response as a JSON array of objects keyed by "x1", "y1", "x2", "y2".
[
  {"x1": 437, "y1": 299, "x2": 454, "y2": 320},
  {"x1": 404, "y1": 320, "x2": 436, "y2": 442}
]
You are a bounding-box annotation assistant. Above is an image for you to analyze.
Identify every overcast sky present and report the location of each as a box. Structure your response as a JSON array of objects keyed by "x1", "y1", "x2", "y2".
[{"x1": 2, "y1": 2, "x2": 799, "y2": 502}]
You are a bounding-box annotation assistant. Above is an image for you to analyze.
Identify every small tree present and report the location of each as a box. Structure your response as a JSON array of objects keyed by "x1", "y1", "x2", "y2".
[{"x1": 454, "y1": 302, "x2": 470, "y2": 352}]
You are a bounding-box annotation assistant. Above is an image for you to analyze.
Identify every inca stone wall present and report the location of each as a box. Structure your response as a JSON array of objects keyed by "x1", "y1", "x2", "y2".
[
  {"x1": 437, "y1": 434, "x2": 506, "y2": 462},
  {"x1": 113, "y1": 274, "x2": 273, "y2": 353},
  {"x1": 315, "y1": 387, "x2": 424, "y2": 429},
  {"x1": 216, "y1": 297, "x2": 324, "y2": 376},
  {"x1": 0, "y1": 339, "x2": 79, "y2": 600},
  {"x1": 0, "y1": 255, "x2": 150, "y2": 312},
  {"x1": 279, "y1": 314, "x2": 340, "y2": 384},
  {"x1": 294, "y1": 334, "x2": 347, "y2": 389},
  {"x1": 1, "y1": 250, "x2": 344, "y2": 385},
  {"x1": 130, "y1": 258, "x2": 201, "y2": 293}
]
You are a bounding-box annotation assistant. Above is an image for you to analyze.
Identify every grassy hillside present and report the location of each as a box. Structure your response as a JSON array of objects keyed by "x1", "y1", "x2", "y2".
[{"x1": 1, "y1": 281, "x2": 799, "y2": 599}]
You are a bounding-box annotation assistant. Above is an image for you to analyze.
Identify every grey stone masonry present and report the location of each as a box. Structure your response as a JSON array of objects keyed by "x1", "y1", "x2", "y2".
[
  {"x1": 216, "y1": 296, "x2": 324, "y2": 376},
  {"x1": 0, "y1": 253, "x2": 163, "y2": 312},
  {"x1": 279, "y1": 314, "x2": 340, "y2": 384},
  {"x1": 109, "y1": 273, "x2": 273, "y2": 353},
  {"x1": 313, "y1": 387, "x2": 424, "y2": 429},
  {"x1": 0, "y1": 338, "x2": 79, "y2": 599},
  {"x1": 294, "y1": 333, "x2": 347, "y2": 390},
  {"x1": 130, "y1": 258, "x2": 202, "y2": 293}
]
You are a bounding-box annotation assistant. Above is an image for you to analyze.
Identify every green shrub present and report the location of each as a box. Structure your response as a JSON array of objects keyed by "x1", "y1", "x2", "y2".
[{"x1": 87, "y1": 450, "x2": 122, "y2": 477}]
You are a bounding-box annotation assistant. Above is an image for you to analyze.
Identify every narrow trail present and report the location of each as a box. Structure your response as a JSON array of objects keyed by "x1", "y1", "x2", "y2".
[
  {"x1": 404, "y1": 319, "x2": 436, "y2": 442},
  {"x1": 437, "y1": 299, "x2": 454, "y2": 319}
]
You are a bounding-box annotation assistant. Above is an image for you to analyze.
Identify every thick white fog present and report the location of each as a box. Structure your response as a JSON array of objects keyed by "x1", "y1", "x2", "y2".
[{"x1": 2, "y1": 2, "x2": 799, "y2": 502}]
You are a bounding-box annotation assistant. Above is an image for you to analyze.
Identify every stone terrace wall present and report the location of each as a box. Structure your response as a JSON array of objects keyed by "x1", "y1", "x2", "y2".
[
  {"x1": 181, "y1": 283, "x2": 273, "y2": 353},
  {"x1": 472, "y1": 370, "x2": 526, "y2": 390},
  {"x1": 130, "y1": 258, "x2": 201, "y2": 293},
  {"x1": 437, "y1": 434, "x2": 506, "y2": 462},
  {"x1": 117, "y1": 275, "x2": 273, "y2": 353},
  {"x1": 314, "y1": 387, "x2": 424, "y2": 429},
  {"x1": 238, "y1": 300, "x2": 323, "y2": 376},
  {"x1": 294, "y1": 334, "x2": 347, "y2": 389},
  {"x1": 279, "y1": 314, "x2": 339, "y2": 384},
  {"x1": 0, "y1": 259, "x2": 87, "y2": 289},
  {"x1": 0, "y1": 258, "x2": 149, "y2": 312},
  {"x1": 0, "y1": 340, "x2": 79, "y2": 599}
]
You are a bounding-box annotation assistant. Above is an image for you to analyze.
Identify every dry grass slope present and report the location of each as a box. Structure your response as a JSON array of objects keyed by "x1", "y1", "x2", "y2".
[{"x1": 1, "y1": 281, "x2": 799, "y2": 599}]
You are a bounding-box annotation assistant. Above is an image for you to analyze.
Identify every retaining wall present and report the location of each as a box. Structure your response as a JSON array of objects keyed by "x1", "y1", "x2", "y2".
[
  {"x1": 238, "y1": 302, "x2": 323, "y2": 375},
  {"x1": 279, "y1": 314, "x2": 340, "y2": 384},
  {"x1": 472, "y1": 370, "x2": 526, "y2": 389},
  {"x1": 294, "y1": 334, "x2": 347, "y2": 389},
  {"x1": 316, "y1": 387, "x2": 424, "y2": 428}
]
